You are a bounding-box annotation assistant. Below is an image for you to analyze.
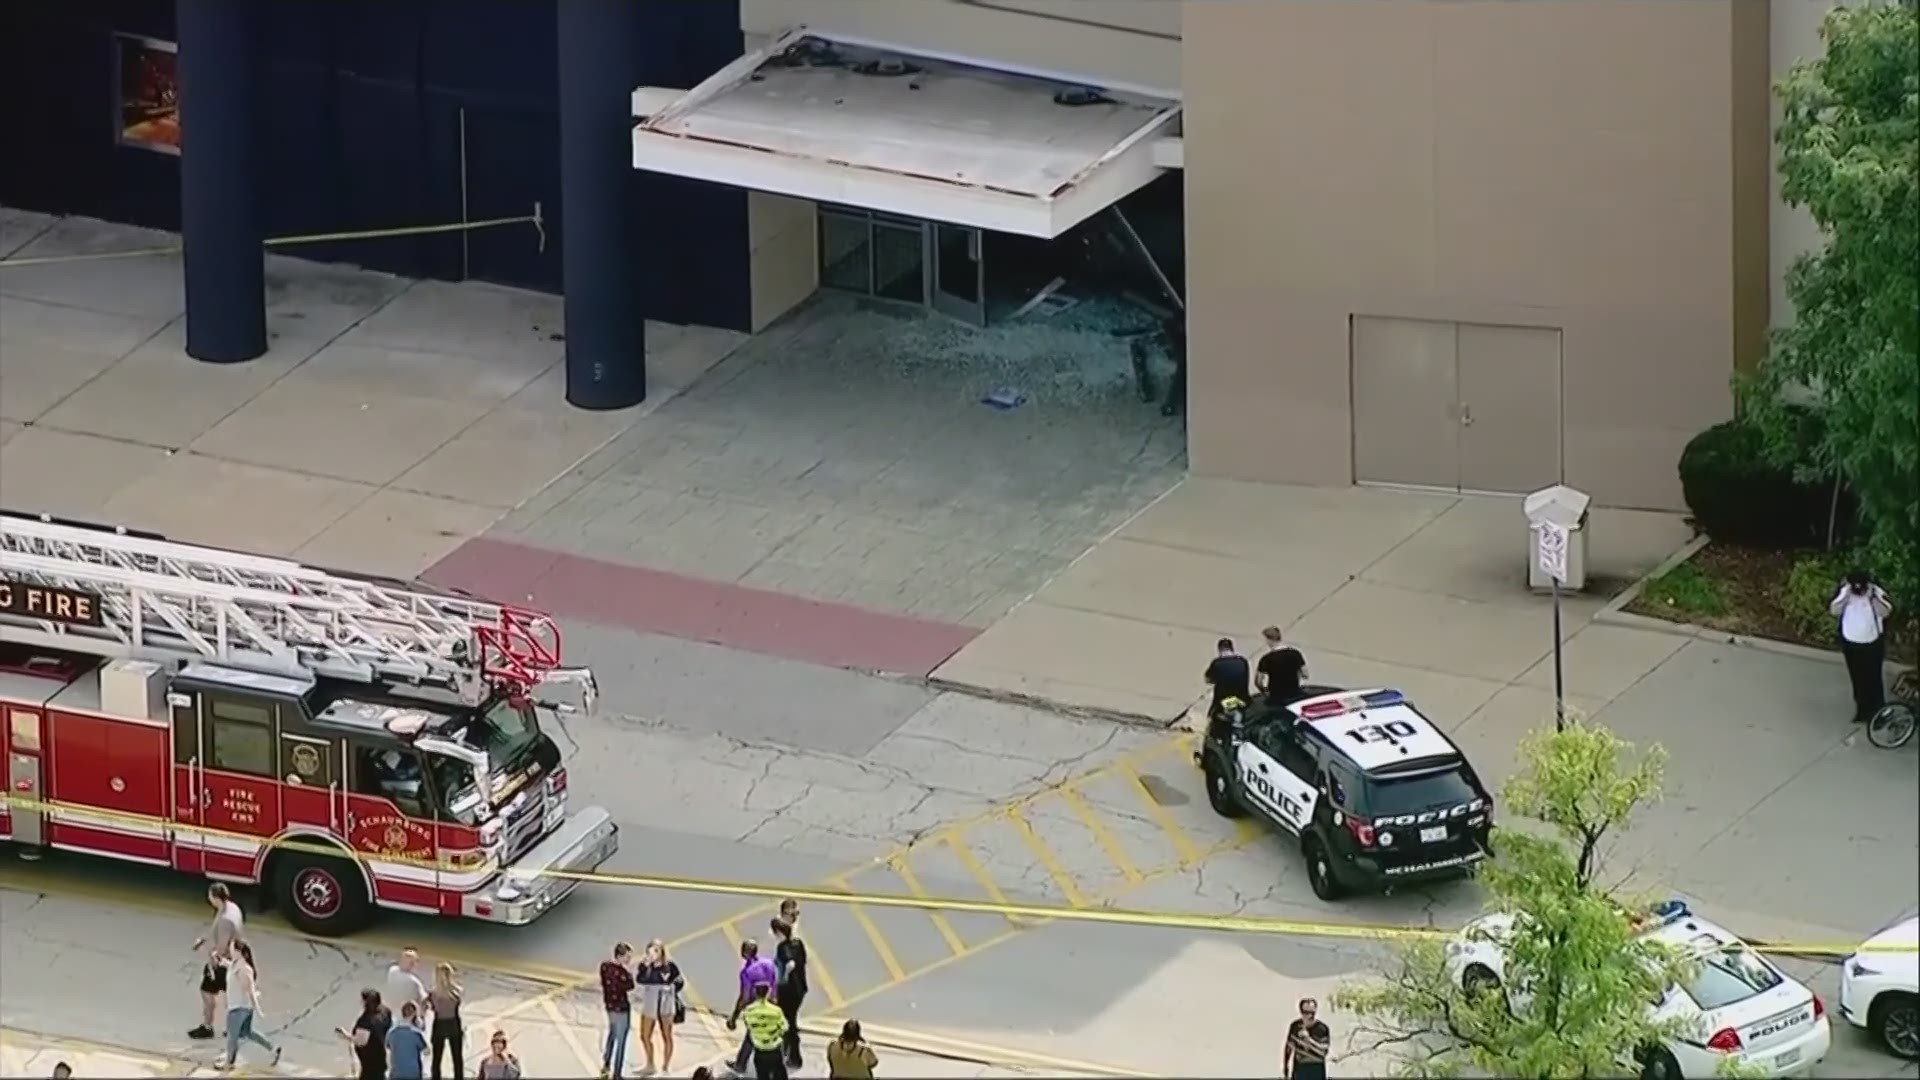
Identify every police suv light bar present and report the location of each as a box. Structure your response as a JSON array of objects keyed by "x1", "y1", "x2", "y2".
[{"x1": 1297, "y1": 689, "x2": 1405, "y2": 720}]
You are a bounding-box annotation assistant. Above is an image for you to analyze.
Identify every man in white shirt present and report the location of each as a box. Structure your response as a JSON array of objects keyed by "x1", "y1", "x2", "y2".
[
  {"x1": 188, "y1": 882, "x2": 245, "y2": 1039},
  {"x1": 387, "y1": 947, "x2": 429, "y2": 1025},
  {"x1": 1831, "y1": 569, "x2": 1894, "y2": 722}
]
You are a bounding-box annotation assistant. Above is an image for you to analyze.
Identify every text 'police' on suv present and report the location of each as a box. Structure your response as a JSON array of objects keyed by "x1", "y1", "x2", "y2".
[{"x1": 1197, "y1": 686, "x2": 1493, "y2": 900}]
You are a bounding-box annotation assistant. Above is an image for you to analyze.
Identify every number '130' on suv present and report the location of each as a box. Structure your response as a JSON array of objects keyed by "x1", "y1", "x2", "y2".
[{"x1": 1197, "y1": 686, "x2": 1493, "y2": 900}]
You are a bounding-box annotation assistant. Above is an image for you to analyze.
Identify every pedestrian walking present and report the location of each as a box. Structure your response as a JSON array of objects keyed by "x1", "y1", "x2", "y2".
[
  {"x1": 739, "y1": 984, "x2": 789, "y2": 1080},
  {"x1": 388, "y1": 947, "x2": 430, "y2": 1024},
  {"x1": 337, "y1": 988, "x2": 394, "y2": 1080},
  {"x1": 1203, "y1": 638, "x2": 1251, "y2": 720},
  {"x1": 635, "y1": 939, "x2": 684, "y2": 1076},
  {"x1": 1833, "y1": 568, "x2": 1895, "y2": 722},
  {"x1": 825, "y1": 1019, "x2": 879, "y2": 1079},
  {"x1": 1283, "y1": 997, "x2": 1331, "y2": 1080},
  {"x1": 1256, "y1": 625, "x2": 1308, "y2": 705},
  {"x1": 428, "y1": 962, "x2": 465, "y2": 1080},
  {"x1": 388, "y1": 1001, "x2": 429, "y2": 1080},
  {"x1": 475, "y1": 1031, "x2": 522, "y2": 1080},
  {"x1": 725, "y1": 940, "x2": 778, "y2": 1076},
  {"x1": 188, "y1": 882, "x2": 245, "y2": 1040},
  {"x1": 219, "y1": 941, "x2": 281, "y2": 1071},
  {"x1": 600, "y1": 942, "x2": 637, "y2": 1078},
  {"x1": 770, "y1": 919, "x2": 808, "y2": 1068}
]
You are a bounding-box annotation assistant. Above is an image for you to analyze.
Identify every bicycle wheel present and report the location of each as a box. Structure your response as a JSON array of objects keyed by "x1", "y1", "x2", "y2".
[{"x1": 1868, "y1": 701, "x2": 1916, "y2": 749}]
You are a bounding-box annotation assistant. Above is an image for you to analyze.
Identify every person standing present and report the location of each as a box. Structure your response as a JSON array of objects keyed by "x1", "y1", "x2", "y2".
[
  {"x1": 337, "y1": 988, "x2": 393, "y2": 1080},
  {"x1": 726, "y1": 940, "x2": 778, "y2": 1076},
  {"x1": 189, "y1": 882, "x2": 245, "y2": 1040},
  {"x1": 428, "y1": 962, "x2": 465, "y2": 1080},
  {"x1": 599, "y1": 942, "x2": 636, "y2": 1078},
  {"x1": 770, "y1": 919, "x2": 809, "y2": 1069},
  {"x1": 388, "y1": 1002, "x2": 429, "y2": 1080},
  {"x1": 387, "y1": 948, "x2": 429, "y2": 1027},
  {"x1": 1204, "y1": 638, "x2": 1252, "y2": 719},
  {"x1": 825, "y1": 1019, "x2": 879, "y2": 1079},
  {"x1": 634, "y1": 939, "x2": 683, "y2": 1076},
  {"x1": 1256, "y1": 626, "x2": 1308, "y2": 705},
  {"x1": 740, "y1": 984, "x2": 789, "y2": 1080},
  {"x1": 475, "y1": 1031, "x2": 522, "y2": 1080},
  {"x1": 1283, "y1": 997, "x2": 1331, "y2": 1080},
  {"x1": 1833, "y1": 569, "x2": 1895, "y2": 722},
  {"x1": 219, "y1": 941, "x2": 280, "y2": 1071}
]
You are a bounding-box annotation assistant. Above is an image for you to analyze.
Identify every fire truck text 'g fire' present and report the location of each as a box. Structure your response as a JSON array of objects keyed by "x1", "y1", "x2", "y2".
[{"x1": 0, "y1": 579, "x2": 104, "y2": 627}]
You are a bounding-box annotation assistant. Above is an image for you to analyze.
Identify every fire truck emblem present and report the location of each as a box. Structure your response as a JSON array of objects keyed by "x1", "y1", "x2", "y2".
[
  {"x1": 290, "y1": 744, "x2": 322, "y2": 779},
  {"x1": 382, "y1": 824, "x2": 410, "y2": 853}
]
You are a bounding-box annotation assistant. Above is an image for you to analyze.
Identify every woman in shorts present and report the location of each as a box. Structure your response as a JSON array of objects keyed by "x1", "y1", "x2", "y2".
[{"x1": 633, "y1": 939, "x2": 684, "y2": 1076}]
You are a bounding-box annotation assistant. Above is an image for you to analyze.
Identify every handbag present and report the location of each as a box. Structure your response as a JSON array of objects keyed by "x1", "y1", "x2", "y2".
[{"x1": 672, "y1": 980, "x2": 687, "y2": 1025}]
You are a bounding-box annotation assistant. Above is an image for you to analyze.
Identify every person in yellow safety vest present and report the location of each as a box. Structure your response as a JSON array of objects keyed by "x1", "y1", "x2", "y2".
[{"x1": 740, "y1": 983, "x2": 790, "y2": 1080}]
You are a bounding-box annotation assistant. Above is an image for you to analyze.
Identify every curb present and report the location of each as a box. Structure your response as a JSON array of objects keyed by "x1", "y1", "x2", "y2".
[{"x1": 1597, "y1": 533, "x2": 1710, "y2": 619}]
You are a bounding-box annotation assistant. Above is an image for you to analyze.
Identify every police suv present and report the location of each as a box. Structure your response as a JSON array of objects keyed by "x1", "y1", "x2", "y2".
[{"x1": 1197, "y1": 686, "x2": 1493, "y2": 900}]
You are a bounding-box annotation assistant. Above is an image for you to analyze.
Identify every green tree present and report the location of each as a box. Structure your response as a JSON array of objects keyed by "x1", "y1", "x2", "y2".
[
  {"x1": 1748, "y1": 0, "x2": 1920, "y2": 602},
  {"x1": 1334, "y1": 722, "x2": 1692, "y2": 1079}
]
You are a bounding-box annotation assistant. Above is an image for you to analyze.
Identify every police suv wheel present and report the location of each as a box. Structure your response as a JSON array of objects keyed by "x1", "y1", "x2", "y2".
[
  {"x1": 1305, "y1": 838, "x2": 1344, "y2": 900},
  {"x1": 1204, "y1": 757, "x2": 1244, "y2": 818},
  {"x1": 276, "y1": 851, "x2": 372, "y2": 937},
  {"x1": 1873, "y1": 993, "x2": 1920, "y2": 1060},
  {"x1": 1636, "y1": 1046, "x2": 1682, "y2": 1080}
]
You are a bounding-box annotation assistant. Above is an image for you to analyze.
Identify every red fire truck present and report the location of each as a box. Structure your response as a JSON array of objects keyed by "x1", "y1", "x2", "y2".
[{"x1": 0, "y1": 511, "x2": 618, "y2": 936}]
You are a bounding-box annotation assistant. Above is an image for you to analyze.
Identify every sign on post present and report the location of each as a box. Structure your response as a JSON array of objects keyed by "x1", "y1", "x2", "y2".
[{"x1": 1536, "y1": 522, "x2": 1570, "y2": 585}]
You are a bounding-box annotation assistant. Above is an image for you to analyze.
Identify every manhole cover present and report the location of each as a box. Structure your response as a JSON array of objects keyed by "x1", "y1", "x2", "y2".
[{"x1": 1135, "y1": 773, "x2": 1188, "y2": 807}]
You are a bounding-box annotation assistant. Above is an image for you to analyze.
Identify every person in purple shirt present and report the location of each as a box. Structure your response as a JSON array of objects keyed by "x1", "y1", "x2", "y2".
[{"x1": 725, "y1": 940, "x2": 778, "y2": 1075}]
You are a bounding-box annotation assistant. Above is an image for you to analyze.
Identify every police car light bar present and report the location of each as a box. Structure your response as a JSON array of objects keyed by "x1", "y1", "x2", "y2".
[{"x1": 1298, "y1": 689, "x2": 1405, "y2": 720}]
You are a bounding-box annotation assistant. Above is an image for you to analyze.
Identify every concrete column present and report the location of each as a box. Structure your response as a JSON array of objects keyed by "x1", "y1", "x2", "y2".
[
  {"x1": 175, "y1": 0, "x2": 266, "y2": 363},
  {"x1": 557, "y1": 0, "x2": 646, "y2": 409}
]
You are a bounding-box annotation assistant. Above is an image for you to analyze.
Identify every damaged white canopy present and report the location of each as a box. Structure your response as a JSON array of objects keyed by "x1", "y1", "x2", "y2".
[{"x1": 631, "y1": 28, "x2": 1182, "y2": 238}]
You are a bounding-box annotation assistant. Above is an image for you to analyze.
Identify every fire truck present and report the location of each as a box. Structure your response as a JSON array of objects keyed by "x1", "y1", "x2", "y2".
[{"x1": 0, "y1": 511, "x2": 618, "y2": 936}]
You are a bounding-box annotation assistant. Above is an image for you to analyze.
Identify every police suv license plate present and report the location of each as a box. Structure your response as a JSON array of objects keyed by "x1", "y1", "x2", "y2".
[
  {"x1": 1420, "y1": 825, "x2": 1448, "y2": 843},
  {"x1": 1775, "y1": 1048, "x2": 1801, "y2": 1068}
]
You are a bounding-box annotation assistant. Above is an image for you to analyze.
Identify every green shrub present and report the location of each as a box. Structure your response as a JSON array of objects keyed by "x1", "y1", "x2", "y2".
[
  {"x1": 1780, "y1": 553, "x2": 1849, "y2": 642},
  {"x1": 1640, "y1": 562, "x2": 1727, "y2": 618},
  {"x1": 1677, "y1": 421, "x2": 1857, "y2": 547}
]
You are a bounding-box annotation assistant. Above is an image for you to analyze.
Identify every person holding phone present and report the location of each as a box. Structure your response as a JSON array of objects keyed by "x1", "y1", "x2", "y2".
[{"x1": 1832, "y1": 568, "x2": 1894, "y2": 722}]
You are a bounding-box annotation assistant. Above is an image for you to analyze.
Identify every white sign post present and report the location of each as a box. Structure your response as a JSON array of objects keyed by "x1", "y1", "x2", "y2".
[{"x1": 1526, "y1": 487, "x2": 1588, "y2": 732}]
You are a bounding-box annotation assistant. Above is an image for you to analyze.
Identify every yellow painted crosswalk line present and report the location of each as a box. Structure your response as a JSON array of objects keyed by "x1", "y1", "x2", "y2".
[
  {"x1": 539, "y1": 995, "x2": 600, "y2": 1076},
  {"x1": 1006, "y1": 807, "x2": 1089, "y2": 908},
  {"x1": 801, "y1": 935, "x2": 847, "y2": 1009},
  {"x1": 891, "y1": 856, "x2": 968, "y2": 957},
  {"x1": 1057, "y1": 785, "x2": 1143, "y2": 884},
  {"x1": 1116, "y1": 760, "x2": 1202, "y2": 865},
  {"x1": 943, "y1": 832, "x2": 1029, "y2": 927},
  {"x1": 832, "y1": 876, "x2": 908, "y2": 982},
  {"x1": 719, "y1": 919, "x2": 745, "y2": 951}
]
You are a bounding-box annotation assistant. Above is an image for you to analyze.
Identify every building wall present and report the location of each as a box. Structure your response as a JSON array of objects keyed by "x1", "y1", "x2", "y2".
[
  {"x1": 1182, "y1": 0, "x2": 1771, "y2": 510},
  {"x1": 0, "y1": 0, "x2": 754, "y2": 330}
]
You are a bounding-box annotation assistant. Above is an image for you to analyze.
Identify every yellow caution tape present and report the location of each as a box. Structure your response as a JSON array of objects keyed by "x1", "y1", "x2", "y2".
[
  {"x1": 1, "y1": 791, "x2": 1908, "y2": 956},
  {"x1": 0, "y1": 204, "x2": 545, "y2": 268}
]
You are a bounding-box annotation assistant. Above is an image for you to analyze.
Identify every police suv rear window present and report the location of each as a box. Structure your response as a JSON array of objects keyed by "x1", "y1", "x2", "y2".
[{"x1": 1360, "y1": 766, "x2": 1481, "y2": 816}]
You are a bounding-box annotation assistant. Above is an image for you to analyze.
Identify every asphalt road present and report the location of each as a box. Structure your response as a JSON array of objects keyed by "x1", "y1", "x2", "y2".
[{"x1": 2, "y1": 624, "x2": 1916, "y2": 1077}]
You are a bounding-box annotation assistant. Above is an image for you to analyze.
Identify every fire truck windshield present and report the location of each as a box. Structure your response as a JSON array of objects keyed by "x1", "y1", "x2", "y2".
[{"x1": 423, "y1": 753, "x2": 491, "y2": 827}]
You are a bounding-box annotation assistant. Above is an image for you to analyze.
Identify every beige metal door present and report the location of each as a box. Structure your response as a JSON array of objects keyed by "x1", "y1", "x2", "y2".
[
  {"x1": 1351, "y1": 316, "x2": 1459, "y2": 489},
  {"x1": 1456, "y1": 323, "x2": 1563, "y2": 494}
]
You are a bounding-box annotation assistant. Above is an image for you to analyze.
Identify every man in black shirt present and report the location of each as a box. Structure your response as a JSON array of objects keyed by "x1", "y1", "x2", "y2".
[
  {"x1": 1203, "y1": 638, "x2": 1251, "y2": 719},
  {"x1": 1283, "y1": 997, "x2": 1330, "y2": 1080},
  {"x1": 1256, "y1": 626, "x2": 1308, "y2": 705},
  {"x1": 770, "y1": 918, "x2": 809, "y2": 1068}
]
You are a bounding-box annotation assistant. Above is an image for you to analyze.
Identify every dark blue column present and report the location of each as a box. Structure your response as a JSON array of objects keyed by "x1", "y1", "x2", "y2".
[
  {"x1": 557, "y1": 0, "x2": 646, "y2": 409},
  {"x1": 176, "y1": 0, "x2": 266, "y2": 363}
]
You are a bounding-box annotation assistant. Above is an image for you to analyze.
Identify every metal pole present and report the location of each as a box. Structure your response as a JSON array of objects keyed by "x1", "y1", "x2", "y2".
[{"x1": 1552, "y1": 577, "x2": 1566, "y2": 730}]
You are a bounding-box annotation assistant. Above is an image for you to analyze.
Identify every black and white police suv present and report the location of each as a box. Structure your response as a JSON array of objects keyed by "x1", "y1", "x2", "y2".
[{"x1": 1197, "y1": 686, "x2": 1493, "y2": 900}]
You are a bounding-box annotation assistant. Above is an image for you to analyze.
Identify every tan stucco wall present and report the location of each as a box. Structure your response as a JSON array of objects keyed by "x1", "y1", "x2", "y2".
[{"x1": 1182, "y1": 0, "x2": 1770, "y2": 510}]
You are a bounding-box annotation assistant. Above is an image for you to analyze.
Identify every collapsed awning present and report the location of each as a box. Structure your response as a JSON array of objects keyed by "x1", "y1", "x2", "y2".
[{"x1": 631, "y1": 28, "x2": 1182, "y2": 239}]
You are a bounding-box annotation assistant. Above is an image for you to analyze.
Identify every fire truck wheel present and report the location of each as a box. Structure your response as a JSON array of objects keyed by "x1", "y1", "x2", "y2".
[{"x1": 275, "y1": 851, "x2": 371, "y2": 936}]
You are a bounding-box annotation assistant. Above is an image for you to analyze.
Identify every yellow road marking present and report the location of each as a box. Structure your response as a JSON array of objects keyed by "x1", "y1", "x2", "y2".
[
  {"x1": 1057, "y1": 785, "x2": 1143, "y2": 884},
  {"x1": 719, "y1": 919, "x2": 745, "y2": 952},
  {"x1": 832, "y1": 876, "x2": 907, "y2": 982},
  {"x1": 1005, "y1": 807, "x2": 1088, "y2": 908},
  {"x1": 798, "y1": 930, "x2": 847, "y2": 1009},
  {"x1": 942, "y1": 832, "x2": 1028, "y2": 927},
  {"x1": 539, "y1": 995, "x2": 600, "y2": 1075},
  {"x1": 1116, "y1": 760, "x2": 1202, "y2": 865},
  {"x1": 890, "y1": 855, "x2": 968, "y2": 958},
  {"x1": 676, "y1": 979, "x2": 728, "y2": 1044}
]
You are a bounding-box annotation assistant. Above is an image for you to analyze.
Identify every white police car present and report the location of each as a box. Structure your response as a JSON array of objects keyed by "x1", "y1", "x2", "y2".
[
  {"x1": 1198, "y1": 687, "x2": 1494, "y2": 900},
  {"x1": 1447, "y1": 902, "x2": 1831, "y2": 1078},
  {"x1": 1839, "y1": 915, "x2": 1918, "y2": 1059}
]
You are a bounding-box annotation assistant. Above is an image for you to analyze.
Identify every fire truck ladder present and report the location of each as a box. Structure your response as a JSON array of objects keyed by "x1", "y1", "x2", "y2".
[{"x1": 0, "y1": 513, "x2": 584, "y2": 704}]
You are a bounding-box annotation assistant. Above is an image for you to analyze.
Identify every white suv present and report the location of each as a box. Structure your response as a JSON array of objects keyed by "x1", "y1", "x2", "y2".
[{"x1": 1839, "y1": 915, "x2": 1918, "y2": 1060}]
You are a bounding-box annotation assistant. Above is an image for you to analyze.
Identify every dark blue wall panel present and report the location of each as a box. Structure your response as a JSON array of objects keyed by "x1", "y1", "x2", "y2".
[{"x1": 1, "y1": 0, "x2": 752, "y2": 330}]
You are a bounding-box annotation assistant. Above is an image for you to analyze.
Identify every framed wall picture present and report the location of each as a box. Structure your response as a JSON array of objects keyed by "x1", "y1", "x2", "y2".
[{"x1": 116, "y1": 33, "x2": 180, "y2": 154}]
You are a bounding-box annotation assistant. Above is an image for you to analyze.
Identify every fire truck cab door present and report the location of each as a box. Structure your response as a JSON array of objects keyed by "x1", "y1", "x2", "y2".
[
  {"x1": 6, "y1": 705, "x2": 47, "y2": 846},
  {"x1": 345, "y1": 743, "x2": 439, "y2": 901},
  {"x1": 171, "y1": 684, "x2": 286, "y2": 877}
]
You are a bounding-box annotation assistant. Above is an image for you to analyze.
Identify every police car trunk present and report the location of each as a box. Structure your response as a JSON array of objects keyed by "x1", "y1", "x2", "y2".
[{"x1": 1295, "y1": 691, "x2": 1492, "y2": 883}]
